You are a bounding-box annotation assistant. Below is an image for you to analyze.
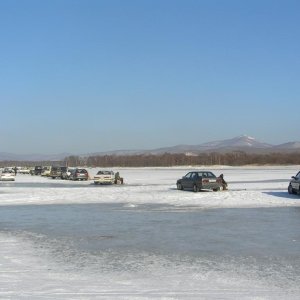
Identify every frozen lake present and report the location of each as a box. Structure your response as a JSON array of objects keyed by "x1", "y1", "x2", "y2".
[{"x1": 0, "y1": 166, "x2": 300, "y2": 299}]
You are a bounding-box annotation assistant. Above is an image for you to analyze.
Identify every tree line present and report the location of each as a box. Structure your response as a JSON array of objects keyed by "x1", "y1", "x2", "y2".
[
  {"x1": 63, "y1": 151, "x2": 300, "y2": 167},
  {"x1": 1, "y1": 151, "x2": 299, "y2": 168}
]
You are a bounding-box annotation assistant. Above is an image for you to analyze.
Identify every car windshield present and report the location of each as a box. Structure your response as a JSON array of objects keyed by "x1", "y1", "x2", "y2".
[
  {"x1": 184, "y1": 173, "x2": 192, "y2": 178},
  {"x1": 198, "y1": 172, "x2": 216, "y2": 178},
  {"x1": 97, "y1": 171, "x2": 112, "y2": 175}
]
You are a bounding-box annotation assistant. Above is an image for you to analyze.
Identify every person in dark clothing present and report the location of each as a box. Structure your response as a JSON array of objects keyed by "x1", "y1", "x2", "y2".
[
  {"x1": 219, "y1": 174, "x2": 228, "y2": 190},
  {"x1": 115, "y1": 172, "x2": 124, "y2": 184}
]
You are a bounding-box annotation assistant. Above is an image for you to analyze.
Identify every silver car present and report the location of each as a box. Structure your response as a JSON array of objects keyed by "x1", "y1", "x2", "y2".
[
  {"x1": 0, "y1": 168, "x2": 15, "y2": 181},
  {"x1": 70, "y1": 168, "x2": 89, "y2": 181},
  {"x1": 288, "y1": 171, "x2": 300, "y2": 195}
]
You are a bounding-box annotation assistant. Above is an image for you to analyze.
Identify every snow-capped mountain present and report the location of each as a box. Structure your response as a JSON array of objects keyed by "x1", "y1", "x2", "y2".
[
  {"x1": 146, "y1": 135, "x2": 274, "y2": 154},
  {"x1": 1, "y1": 136, "x2": 300, "y2": 161},
  {"x1": 196, "y1": 135, "x2": 272, "y2": 150}
]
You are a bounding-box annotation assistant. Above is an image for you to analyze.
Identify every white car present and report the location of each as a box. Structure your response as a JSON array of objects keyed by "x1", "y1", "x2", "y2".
[
  {"x1": 94, "y1": 170, "x2": 115, "y2": 185},
  {"x1": 41, "y1": 166, "x2": 51, "y2": 177},
  {"x1": 19, "y1": 167, "x2": 30, "y2": 174},
  {"x1": 0, "y1": 168, "x2": 16, "y2": 181}
]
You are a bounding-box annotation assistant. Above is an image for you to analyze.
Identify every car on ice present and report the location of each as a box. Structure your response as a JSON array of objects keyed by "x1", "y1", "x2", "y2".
[
  {"x1": 0, "y1": 168, "x2": 16, "y2": 181},
  {"x1": 93, "y1": 171, "x2": 124, "y2": 185},
  {"x1": 19, "y1": 167, "x2": 30, "y2": 174},
  {"x1": 93, "y1": 170, "x2": 115, "y2": 184},
  {"x1": 30, "y1": 166, "x2": 43, "y2": 176},
  {"x1": 50, "y1": 166, "x2": 68, "y2": 179},
  {"x1": 288, "y1": 171, "x2": 300, "y2": 195},
  {"x1": 41, "y1": 166, "x2": 52, "y2": 177},
  {"x1": 69, "y1": 168, "x2": 89, "y2": 181},
  {"x1": 176, "y1": 171, "x2": 223, "y2": 192},
  {"x1": 61, "y1": 168, "x2": 74, "y2": 180}
]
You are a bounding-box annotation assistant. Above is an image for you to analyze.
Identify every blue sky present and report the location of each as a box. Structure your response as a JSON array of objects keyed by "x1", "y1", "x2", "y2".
[{"x1": 1, "y1": 0, "x2": 299, "y2": 154}]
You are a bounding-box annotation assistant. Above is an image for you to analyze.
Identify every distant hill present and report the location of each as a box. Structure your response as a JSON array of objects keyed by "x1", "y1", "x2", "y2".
[
  {"x1": 273, "y1": 142, "x2": 300, "y2": 151},
  {"x1": 1, "y1": 135, "x2": 300, "y2": 161},
  {"x1": 84, "y1": 135, "x2": 300, "y2": 156},
  {"x1": 0, "y1": 152, "x2": 70, "y2": 162},
  {"x1": 144, "y1": 135, "x2": 274, "y2": 155}
]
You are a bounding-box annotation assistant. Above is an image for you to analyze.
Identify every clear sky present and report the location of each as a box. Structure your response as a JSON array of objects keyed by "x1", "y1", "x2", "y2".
[{"x1": 1, "y1": 0, "x2": 299, "y2": 154}]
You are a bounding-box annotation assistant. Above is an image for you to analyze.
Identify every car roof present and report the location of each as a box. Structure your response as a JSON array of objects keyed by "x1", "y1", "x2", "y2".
[{"x1": 187, "y1": 170, "x2": 215, "y2": 173}]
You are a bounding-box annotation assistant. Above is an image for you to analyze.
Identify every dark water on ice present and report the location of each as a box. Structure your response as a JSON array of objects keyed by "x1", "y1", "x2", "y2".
[{"x1": 0, "y1": 203, "x2": 300, "y2": 294}]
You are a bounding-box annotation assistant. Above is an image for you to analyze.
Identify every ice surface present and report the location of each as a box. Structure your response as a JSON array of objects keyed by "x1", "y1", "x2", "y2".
[{"x1": 0, "y1": 166, "x2": 300, "y2": 299}]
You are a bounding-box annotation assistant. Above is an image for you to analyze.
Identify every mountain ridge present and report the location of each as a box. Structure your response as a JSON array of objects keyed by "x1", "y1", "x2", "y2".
[{"x1": 1, "y1": 135, "x2": 300, "y2": 161}]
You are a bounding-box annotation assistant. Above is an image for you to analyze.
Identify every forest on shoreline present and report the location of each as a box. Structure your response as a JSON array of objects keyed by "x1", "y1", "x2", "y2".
[{"x1": 1, "y1": 151, "x2": 299, "y2": 168}]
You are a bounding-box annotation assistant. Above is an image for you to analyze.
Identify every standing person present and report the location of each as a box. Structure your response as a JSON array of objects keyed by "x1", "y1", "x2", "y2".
[
  {"x1": 219, "y1": 174, "x2": 228, "y2": 190},
  {"x1": 115, "y1": 172, "x2": 124, "y2": 184},
  {"x1": 14, "y1": 166, "x2": 17, "y2": 176}
]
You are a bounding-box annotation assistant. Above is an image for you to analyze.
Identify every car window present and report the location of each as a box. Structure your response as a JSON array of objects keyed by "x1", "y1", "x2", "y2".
[
  {"x1": 191, "y1": 172, "x2": 198, "y2": 179},
  {"x1": 207, "y1": 172, "x2": 216, "y2": 178},
  {"x1": 296, "y1": 172, "x2": 300, "y2": 178},
  {"x1": 184, "y1": 172, "x2": 192, "y2": 179}
]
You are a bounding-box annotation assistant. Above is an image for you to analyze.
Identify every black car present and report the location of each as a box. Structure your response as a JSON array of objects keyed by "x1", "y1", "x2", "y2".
[
  {"x1": 30, "y1": 166, "x2": 43, "y2": 176},
  {"x1": 176, "y1": 171, "x2": 223, "y2": 192},
  {"x1": 288, "y1": 171, "x2": 300, "y2": 195}
]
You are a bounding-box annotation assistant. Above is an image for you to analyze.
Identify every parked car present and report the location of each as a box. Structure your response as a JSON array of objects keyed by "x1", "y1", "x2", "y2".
[
  {"x1": 93, "y1": 170, "x2": 115, "y2": 184},
  {"x1": 176, "y1": 171, "x2": 223, "y2": 192},
  {"x1": 69, "y1": 168, "x2": 89, "y2": 181},
  {"x1": 19, "y1": 167, "x2": 30, "y2": 174},
  {"x1": 61, "y1": 168, "x2": 74, "y2": 180},
  {"x1": 41, "y1": 166, "x2": 51, "y2": 177},
  {"x1": 0, "y1": 168, "x2": 16, "y2": 181},
  {"x1": 288, "y1": 171, "x2": 300, "y2": 195},
  {"x1": 50, "y1": 166, "x2": 68, "y2": 179},
  {"x1": 30, "y1": 166, "x2": 43, "y2": 176}
]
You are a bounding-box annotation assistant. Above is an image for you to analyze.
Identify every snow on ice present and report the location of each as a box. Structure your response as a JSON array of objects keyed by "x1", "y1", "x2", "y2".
[{"x1": 0, "y1": 166, "x2": 299, "y2": 299}]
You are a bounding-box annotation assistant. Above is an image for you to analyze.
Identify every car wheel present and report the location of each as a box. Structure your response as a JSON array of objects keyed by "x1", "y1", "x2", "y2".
[
  {"x1": 193, "y1": 184, "x2": 199, "y2": 192},
  {"x1": 288, "y1": 184, "x2": 295, "y2": 194},
  {"x1": 177, "y1": 183, "x2": 183, "y2": 190}
]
